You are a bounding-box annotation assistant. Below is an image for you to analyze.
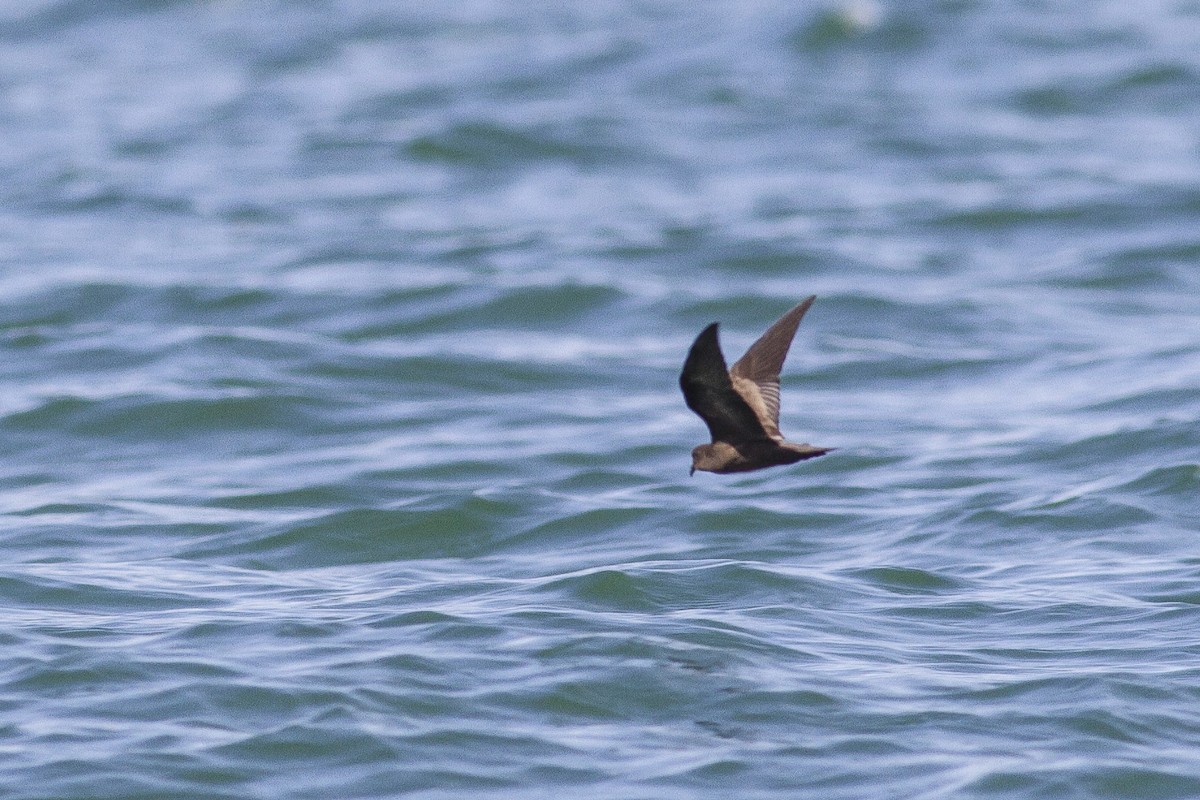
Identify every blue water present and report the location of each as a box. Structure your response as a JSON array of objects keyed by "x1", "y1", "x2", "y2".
[{"x1": 3, "y1": 2, "x2": 1200, "y2": 798}]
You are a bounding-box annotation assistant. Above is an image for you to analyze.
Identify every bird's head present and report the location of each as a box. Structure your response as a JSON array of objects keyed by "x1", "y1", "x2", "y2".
[{"x1": 690, "y1": 442, "x2": 739, "y2": 475}]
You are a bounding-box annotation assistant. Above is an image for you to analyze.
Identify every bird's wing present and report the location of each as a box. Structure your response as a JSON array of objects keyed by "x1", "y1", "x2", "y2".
[
  {"x1": 680, "y1": 323, "x2": 771, "y2": 444},
  {"x1": 729, "y1": 296, "x2": 815, "y2": 436}
]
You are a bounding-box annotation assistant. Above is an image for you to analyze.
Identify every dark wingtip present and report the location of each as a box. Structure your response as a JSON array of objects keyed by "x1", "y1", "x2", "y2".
[
  {"x1": 682, "y1": 323, "x2": 719, "y2": 359},
  {"x1": 682, "y1": 323, "x2": 724, "y2": 376}
]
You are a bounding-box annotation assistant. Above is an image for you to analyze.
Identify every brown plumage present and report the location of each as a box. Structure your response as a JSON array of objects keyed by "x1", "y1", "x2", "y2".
[{"x1": 679, "y1": 296, "x2": 833, "y2": 475}]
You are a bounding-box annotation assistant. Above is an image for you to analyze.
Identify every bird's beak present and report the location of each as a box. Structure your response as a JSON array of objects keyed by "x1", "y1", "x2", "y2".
[{"x1": 689, "y1": 465, "x2": 696, "y2": 477}]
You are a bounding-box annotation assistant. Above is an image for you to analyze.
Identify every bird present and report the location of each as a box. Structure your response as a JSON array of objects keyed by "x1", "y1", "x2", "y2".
[{"x1": 679, "y1": 296, "x2": 833, "y2": 475}]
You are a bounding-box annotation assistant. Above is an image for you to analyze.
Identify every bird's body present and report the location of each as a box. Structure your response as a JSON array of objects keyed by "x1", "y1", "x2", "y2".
[{"x1": 680, "y1": 296, "x2": 832, "y2": 475}]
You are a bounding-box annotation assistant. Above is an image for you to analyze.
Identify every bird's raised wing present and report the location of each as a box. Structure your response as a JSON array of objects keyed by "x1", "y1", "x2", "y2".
[
  {"x1": 680, "y1": 323, "x2": 771, "y2": 444},
  {"x1": 729, "y1": 296, "x2": 815, "y2": 437}
]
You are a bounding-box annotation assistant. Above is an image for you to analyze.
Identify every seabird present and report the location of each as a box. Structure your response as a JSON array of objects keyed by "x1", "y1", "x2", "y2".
[{"x1": 680, "y1": 296, "x2": 833, "y2": 475}]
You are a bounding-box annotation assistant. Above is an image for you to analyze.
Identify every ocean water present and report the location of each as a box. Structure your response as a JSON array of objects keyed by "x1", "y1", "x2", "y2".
[{"x1": 2, "y1": 1, "x2": 1200, "y2": 798}]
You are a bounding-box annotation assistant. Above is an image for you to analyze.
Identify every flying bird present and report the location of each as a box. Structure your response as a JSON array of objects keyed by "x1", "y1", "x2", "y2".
[{"x1": 680, "y1": 296, "x2": 832, "y2": 475}]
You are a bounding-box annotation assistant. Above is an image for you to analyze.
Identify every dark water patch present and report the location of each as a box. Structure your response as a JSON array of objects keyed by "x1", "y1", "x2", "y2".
[
  {"x1": 430, "y1": 232, "x2": 551, "y2": 264},
  {"x1": 380, "y1": 730, "x2": 584, "y2": 792},
  {"x1": 893, "y1": 470, "x2": 1014, "y2": 495},
  {"x1": 515, "y1": 676, "x2": 654, "y2": 722},
  {"x1": 7, "y1": 657, "x2": 159, "y2": 697},
  {"x1": 7, "y1": 501, "x2": 113, "y2": 518},
  {"x1": 305, "y1": 284, "x2": 489, "y2": 341},
  {"x1": 1024, "y1": 494, "x2": 1155, "y2": 530},
  {"x1": 367, "y1": 611, "x2": 469, "y2": 635},
  {"x1": 0, "y1": 281, "x2": 319, "y2": 339},
  {"x1": 882, "y1": 601, "x2": 1007, "y2": 623},
  {"x1": 421, "y1": 618, "x2": 510, "y2": 645},
  {"x1": 4, "y1": 770, "x2": 239, "y2": 800},
  {"x1": 344, "y1": 282, "x2": 626, "y2": 337},
  {"x1": 1082, "y1": 387, "x2": 1200, "y2": 416},
  {"x1": 186, "y1": 497, "x2": 522, "y2": 567},
  {"x1": 813, "y1": 348, "x2": 1012, "y2": 386},
  {"x1": 521, "y1": 630, "x2": 749, "y2": 691},
  {"x1": 849, "y1": 566, "x2": 965, "y2": 596},
  {"x1": 155, "y1": 284, "x2": 286, "y2": 319},
  {"x1": 598, "y1": 222, "x2": 706, "y2": 261},
  {"x1": 0, "y1": 572, "x2": 216, "y2": 614},
  {"x1": 183, "y1": 680, "x2": 359, "y2": 727},
  {"x1": 547, "y1": 468, "x2": 662, "y2": 494},
  {"x1": 512, "y1": 507, "x2": 660, "y2": 550},
  {"x1": 542, "y1": 561, "x2": 832, "y2": 615},
  {"x1": 403, "y1": 120, "x2": 634, "y2": 171},
  {"x1": 1012, "y1": 85, "x2": 1090, "y2": 117},
  {"x1": 1081, "y1": 767, "x2": 1200, "y2": 800},
  {"x1": 1, "y1": 0, "x2": 196, "y2": 38},
  {"x1": 960, "y1": 769, "x2": 1076, "y2": 797},
  {"x1": 0, "y1": 282, "x2": 131, "y2": 329},
  {"x1": 0, "y1": 327, "x2": 58, "y2": 349},
  {"x1": 549, "y1": 443, "x2": 680, "y2": 472},
  {"x1": 930, "y1": 199, "x2": 1140, "y2": 233},
  {"x1": 457, "y1": 282, "x2": 626, "y2": 329},
  {"x1": 1119, "y1": 464, "x2": 1200, "y2": 497},
  {"x1": 0, "y1": 519, "x2": 225, "y2": 562},
  {"x1": 1140, "y1": 589, "x2": 1200, "y2": 606},
  {"x1": 543, "y1": 568, "x2": 656, "y2": 612},
  {"x1": 1109, "y1": 675, "x2": 1200, "y2": 705},
  {"x1": 824, "y1": 449, "x2": 908, "y2": 472},
  {"x1": 212, "y1": 484, "x2": 382, "y2": 513},
  {"x1": 367, "y1": 618, "x2": 518, "y2": 662},
  {"x1": 1050, "y1": 259, "x2": 1183, "y2": 292},
  {"x1": 729, "y1": 688, "x2": 844, "y2": 717},
  {"x1": 1032, "y1": 421, "x2": 1197, "y2": 471},
  {"x1": 1065, "y1": 709, "x2": 1146, "y2": 745},
  {"x1": 820, "y1": 291, "x2": 986, "y2": 344},
  {"x1": 999, "y1": 13, "x2": 1144, "y2": 52},
  {"x1": 0, "y1": 394, "x2": 328, "y2": 440},
  {"x1": 319, "y1": 352, "x2": 611, "y2": 397},
  {"x1": 666, "y1": 618, "x2": 825, "y2": 664},
  {"x1": 486, "y1": 658, "x2": 739, "y2": 726},
  {"x1": 211, "y1": 721, "x2": 397, "y2": 767},
  {"x1": 422, "y1": 283, "x2": 624, "y2": 333},
  {"x1": 1114, "y1": 61, "x2": 1200, "y2": 93},
  {"x1": 343, "y1": 86, "x2": 456, "y2": 123},
  {"x1": 1012, "y1": 61, "x2": 1200, "y2": 117},
  {"x1": 672, "y1": 758, "x2": 752, "y2": 781},
  {"x1": 33, "y1": 173, "x2": 195, "y2": 217},
  {"x1": 1091, "y1": 240, "x2": 1200, "y2": 292},
  {"x1": 704, "y1": 239, "x2": 834, "y2": 278},
  {"x1": 683, "y1": 505, "x2": 859, "y2": 546},
  {"x1": 954, "y1": 674, "x2": 1103, "y2": 705},
  {"x1": 297, "y1": 129, "x2": 403, "y2": 168},
  {"x1": 113, "y1": 129, "x2": 192, "y2": 160},
  {"x1": 364, "y1": 459, "x2": 514, "y2": 487}
]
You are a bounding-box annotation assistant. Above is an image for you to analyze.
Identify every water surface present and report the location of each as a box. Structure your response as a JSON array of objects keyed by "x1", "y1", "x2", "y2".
[{"x1": 2, "y1": 2, "x2": 1200, "y2": 798}]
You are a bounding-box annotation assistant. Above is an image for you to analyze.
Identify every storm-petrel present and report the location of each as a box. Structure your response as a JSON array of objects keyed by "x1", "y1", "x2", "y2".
[{"x1": 680, "y1": 296, "x2": 832, "y2": 474}]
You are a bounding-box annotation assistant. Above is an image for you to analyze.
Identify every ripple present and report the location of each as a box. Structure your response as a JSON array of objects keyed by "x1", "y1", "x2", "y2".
[
  {"x1": 404, "y1": 120, "x2": 636, "y2": 171},
  {"x1": 849, "y1": 566, "x2": 965, "y2": 595}
]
